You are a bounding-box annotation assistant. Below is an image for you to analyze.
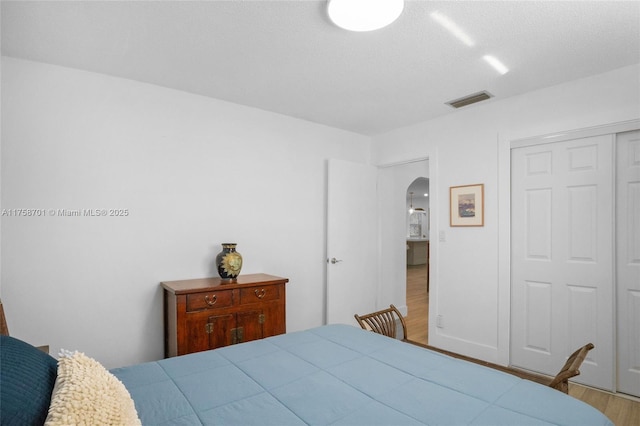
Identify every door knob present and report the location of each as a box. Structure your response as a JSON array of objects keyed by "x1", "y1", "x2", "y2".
[{"x1": 329, "y1": 257, "x2": 343, "y2": 264}]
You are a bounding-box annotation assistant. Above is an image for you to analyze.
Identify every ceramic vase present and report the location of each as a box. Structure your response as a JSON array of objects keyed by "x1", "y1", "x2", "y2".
[{"x1": 216, "y1": 243, "x2": 243, "y2": 281}]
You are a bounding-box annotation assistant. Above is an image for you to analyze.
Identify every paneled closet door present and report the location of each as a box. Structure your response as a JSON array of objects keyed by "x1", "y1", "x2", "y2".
[
  {"x1": 617, "y1": 130, "x2": 640, "y2": 397},
  {"x1": 511, "y1": 134, "x2": 614, "y2": 391}
]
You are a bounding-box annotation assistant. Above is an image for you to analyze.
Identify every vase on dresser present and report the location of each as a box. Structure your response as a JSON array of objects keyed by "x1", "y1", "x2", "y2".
[{"x1": 216, "y1": 243, "x2": 243, "y2": 281}]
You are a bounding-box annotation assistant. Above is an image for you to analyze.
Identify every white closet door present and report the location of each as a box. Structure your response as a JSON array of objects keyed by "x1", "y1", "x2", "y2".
[
  {"x1": 511, "y1": 134, "x2": 614, "y2": 391},
  {"x1": 617, "y1": 130, "x2": 640, "y2": 397}
]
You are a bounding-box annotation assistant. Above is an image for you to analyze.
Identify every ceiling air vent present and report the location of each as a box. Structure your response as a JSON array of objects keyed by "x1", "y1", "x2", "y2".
[{"x1": 446, "y1": 91, "x2": 493, "y2": 109}]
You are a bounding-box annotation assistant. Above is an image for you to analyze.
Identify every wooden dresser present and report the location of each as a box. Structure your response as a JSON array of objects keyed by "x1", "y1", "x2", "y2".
[{"x1": 162, "y1": 273, "x2": 288, "y2": 357}]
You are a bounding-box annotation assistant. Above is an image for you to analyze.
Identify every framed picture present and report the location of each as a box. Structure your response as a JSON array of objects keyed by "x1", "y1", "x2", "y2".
[{"x1": 450, "y1": 184, "x2": 484, "y2": 227}]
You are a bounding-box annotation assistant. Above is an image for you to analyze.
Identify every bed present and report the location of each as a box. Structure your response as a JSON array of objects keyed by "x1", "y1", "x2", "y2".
[{"x1": 1, "y1": 324, "x2": 613, "y2": 425}]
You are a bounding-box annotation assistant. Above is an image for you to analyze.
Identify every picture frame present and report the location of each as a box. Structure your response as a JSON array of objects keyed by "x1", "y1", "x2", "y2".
[{"x1": 450, "y1": 184, "x2": 484, "y2": 227}]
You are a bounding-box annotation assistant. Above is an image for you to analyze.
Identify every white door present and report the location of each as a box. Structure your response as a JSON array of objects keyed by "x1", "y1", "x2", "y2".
[
  {"x1": 326, "y1": 159, "x2": 378, "y2": 325},
  {"x1": 511, "y1": 134, "x2": 614, "y2": 390},
  {"x1": 617, "y1": 130, "x2": 640, "y2": 397}
]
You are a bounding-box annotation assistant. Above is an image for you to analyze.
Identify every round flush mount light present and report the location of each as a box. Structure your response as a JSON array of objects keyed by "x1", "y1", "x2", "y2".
[{"x1": 327, "y1": 0, "x2": 404, "y2": 32}]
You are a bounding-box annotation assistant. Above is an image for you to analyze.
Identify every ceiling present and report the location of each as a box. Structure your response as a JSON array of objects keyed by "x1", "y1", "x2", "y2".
[
  {"x1": 2, "y1": 1, "x2": 639, "y2": 136},
  {"x1": 407, "y1": 177, "x2": 429, "y2": 200}
]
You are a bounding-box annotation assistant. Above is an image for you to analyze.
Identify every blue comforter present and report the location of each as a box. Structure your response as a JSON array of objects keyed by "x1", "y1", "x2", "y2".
[{"x1": 111, "y1": 324, "x2": 613, "y2": 425}]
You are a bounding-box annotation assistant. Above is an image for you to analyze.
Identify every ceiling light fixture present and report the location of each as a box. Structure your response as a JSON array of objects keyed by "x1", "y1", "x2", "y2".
[
  {"x1": 483, "y1": 55, "x2": 509, "y2": 75},
  {"x1": 409, "y1": 191, "x2": 414, "y2": 214},
  {"x1": 327, "y1": 0, "x2": 404, "y2": 32},
  {"x1": 430, "y1": 11, "x2": 475, "y2": 47},
  {"x1": 408, "y1": 192, "x2": 425, "y2": 213}
]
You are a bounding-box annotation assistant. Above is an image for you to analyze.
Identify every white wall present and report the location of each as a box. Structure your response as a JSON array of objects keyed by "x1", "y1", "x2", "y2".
[
  {"x1": 372, "y1": 64, "x2": 640, "y2": 365},
  {"x1": 0, "y1": 57, "x2": 370, "y2": 368},
  {"x1": 3, "y1": 57, "x2": 638, "y2": 369}
]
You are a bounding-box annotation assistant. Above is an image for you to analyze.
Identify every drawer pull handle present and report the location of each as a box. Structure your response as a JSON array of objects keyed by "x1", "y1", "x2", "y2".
[
  {"x1": 255, "y1": 289, "x2": 266, "y2": 299},
  {"x1": 204, "y1": 295, "x2": 217, "y2": 306}
]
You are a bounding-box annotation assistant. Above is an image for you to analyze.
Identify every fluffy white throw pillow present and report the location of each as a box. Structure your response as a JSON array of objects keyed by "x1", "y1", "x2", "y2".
[{"x1": 45, "y1": 351, "x2": 141, "y2": 426}]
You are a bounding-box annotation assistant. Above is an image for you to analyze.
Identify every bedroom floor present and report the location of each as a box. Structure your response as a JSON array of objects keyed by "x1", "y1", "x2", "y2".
[{"x1": 405, "y1": 265, "x2": 640, "y2": 426}]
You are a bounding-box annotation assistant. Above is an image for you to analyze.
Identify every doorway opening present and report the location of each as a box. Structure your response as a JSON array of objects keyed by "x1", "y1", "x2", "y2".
[{"x1": 406, "y1": 177, "x2": 429, "y2": 344}]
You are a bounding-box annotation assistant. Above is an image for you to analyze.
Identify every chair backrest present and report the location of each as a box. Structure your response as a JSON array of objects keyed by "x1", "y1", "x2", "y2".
[
  {"x1": 0, "y1": 299, "x2": 9, "y2": 336},
  {"x1": 548, "y1": 343, "x2": 594, "y2": 393},
  {"x1": 354, "y1": 304, "x2": 407, "y2": 340}
]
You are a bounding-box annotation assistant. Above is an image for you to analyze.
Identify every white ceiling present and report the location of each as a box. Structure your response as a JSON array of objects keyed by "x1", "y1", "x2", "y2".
[
  {"x1": 407, "y1": 177, "x2": 429, "y2": 200},
  {"x1": 2, "y1": 1, "x2": 639, "y2": 136}
]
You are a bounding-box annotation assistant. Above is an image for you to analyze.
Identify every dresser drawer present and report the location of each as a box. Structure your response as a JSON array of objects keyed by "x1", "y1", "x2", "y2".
[
  {"x1": 186, "y1": 290, "x2": 233, "y2": 312},
  {"x1": 239, "y1": 285, "x2": 280, "y2": 305}
]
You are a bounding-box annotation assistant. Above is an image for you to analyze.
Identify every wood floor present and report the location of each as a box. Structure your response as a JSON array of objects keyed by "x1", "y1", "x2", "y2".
[
  {"x1": 405, "y1": 264, "x2": 429, "y2": 343},
  {"x1": 405, "y1": 263, "x2": 640, "y2": 426}
]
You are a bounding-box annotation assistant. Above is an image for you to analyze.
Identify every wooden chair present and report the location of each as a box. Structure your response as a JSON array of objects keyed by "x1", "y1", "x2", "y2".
[
  {"x1": 354, "y1": 304, "x2": 407, "y2": 341},
  {"x1": 548, "y1": 343, "x2": 594, "y2": 393}
]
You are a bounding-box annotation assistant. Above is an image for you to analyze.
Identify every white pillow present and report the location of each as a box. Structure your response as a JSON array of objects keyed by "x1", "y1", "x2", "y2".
[{"x1": 45, "y1": 351, "x2": 141, "y2": 426}]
